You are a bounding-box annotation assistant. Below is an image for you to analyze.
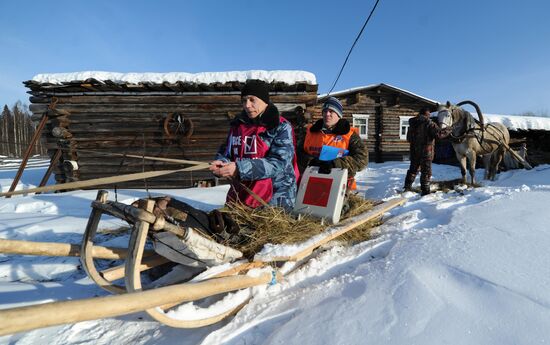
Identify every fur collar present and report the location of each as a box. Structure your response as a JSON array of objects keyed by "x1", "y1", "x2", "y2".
[
  {"x1": 232, "y1": 103, "x2": 280, "y2": 130},
  {"x1": 310, "y1": 118, "x2": 351, "y2": 135}
]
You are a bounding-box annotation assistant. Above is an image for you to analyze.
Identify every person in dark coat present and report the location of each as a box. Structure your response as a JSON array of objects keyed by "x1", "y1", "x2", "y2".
[{"x1": 404, "y1": 107, "x2": 450, "y2": 195}]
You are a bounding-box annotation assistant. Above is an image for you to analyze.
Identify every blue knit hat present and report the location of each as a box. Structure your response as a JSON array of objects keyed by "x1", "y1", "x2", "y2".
[{"x1": 322, "y1": 97, "x2": 344, "y2": 118}]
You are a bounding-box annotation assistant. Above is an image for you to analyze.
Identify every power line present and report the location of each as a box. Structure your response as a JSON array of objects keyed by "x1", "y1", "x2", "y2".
[{"x1": 326, "y1": 0, "x2": 381, "y2": 96}]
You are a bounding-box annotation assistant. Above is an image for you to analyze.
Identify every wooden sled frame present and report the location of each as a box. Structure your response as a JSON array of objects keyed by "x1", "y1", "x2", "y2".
[
  {"x1": 0, "y1": 192, "x2": 406, "y2": 335},
  {"x1": 81, "y1": 190, "x2": 252, "y2": 328}
]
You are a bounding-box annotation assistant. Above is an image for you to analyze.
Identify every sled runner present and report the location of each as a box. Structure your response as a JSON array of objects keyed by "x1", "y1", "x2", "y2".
[{"x1": 0, "y1": 191, "x2": 405, "y2": 335}]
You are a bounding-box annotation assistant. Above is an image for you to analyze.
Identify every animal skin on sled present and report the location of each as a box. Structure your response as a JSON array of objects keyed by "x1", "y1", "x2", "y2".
[{"x1": 152, "y1": 229, "x2": 243, "y2": 268}]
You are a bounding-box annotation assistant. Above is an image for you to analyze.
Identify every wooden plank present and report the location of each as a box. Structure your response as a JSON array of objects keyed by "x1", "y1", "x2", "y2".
[
  {"x1": 256, "y1": 198, "x2": 407, "y2": 262},
  {"x1": 0, "y1": 164, "x2": 209, "y2": 197},
  {"x1": 55, "y1": 114, "x2": 234, "y2": 123},
  {"x1": 27, "y1": 94, "x2": 317, "y2": 104},
  {"x1": 0, "y1": 238, "x2": 154, "y2": 260},
  {"x1": 28, "y1": 97, "x2": 316, "y2": 113},
  {"x1": 0, "y1": 272, "x2": 275, "y2": 336}
]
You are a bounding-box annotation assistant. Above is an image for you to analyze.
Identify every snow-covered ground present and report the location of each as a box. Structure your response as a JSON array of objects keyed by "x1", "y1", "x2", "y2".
[{"x1": 1, "y1": 159, "x2": 550, "y2": 344}]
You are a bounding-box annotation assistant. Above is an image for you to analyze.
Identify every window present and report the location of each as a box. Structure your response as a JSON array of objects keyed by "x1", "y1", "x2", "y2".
[
  {"x1": 399, "y1": 116, "x2": 413, "y2": 140},
  {"x1": 352, "y1": 114, "x2": 370, "y2": 139}
]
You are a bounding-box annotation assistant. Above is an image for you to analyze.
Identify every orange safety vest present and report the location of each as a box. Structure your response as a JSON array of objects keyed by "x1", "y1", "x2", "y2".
[{"x1": 303, "y1": 126, "x2": 358, "y2": 190}]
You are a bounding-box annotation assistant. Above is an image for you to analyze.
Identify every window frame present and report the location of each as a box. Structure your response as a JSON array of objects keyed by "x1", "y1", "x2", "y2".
[
  {"x1": 352, "y1": 114, "x2": 370, "y2": 139},
  {"x1": 399, "y1": 116, "x2": 414, "y2": 140}
]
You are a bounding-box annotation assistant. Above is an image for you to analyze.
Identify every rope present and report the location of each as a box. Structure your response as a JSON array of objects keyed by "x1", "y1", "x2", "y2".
[
  {"x1": 231, "y1": 178, "x2": 270, "y2": 208},
  {"x1": 152, "y1": 233, "x2": 207, "y2": 266},
  {"x1": 269, "y1": 270, "x2": 277, "y2": 286}
]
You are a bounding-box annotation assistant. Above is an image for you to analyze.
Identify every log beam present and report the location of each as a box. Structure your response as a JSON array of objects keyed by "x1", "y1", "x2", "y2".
[
  {"x1": 0, "y1": 238, "x2": 154, "y2": 260},
  {"x1": 0, "y1": 272, "x2": 276, "y2": 336}
]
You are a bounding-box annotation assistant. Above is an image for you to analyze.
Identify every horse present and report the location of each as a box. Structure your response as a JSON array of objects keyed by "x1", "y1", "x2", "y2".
[{"x1": 437, "y1": 100, "x2": 510, "y2": 184}]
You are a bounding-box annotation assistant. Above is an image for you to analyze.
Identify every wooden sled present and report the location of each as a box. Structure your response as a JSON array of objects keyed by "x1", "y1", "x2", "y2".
[{"x1": 0, "y1": 191, "x2": 406, "y2": 336}]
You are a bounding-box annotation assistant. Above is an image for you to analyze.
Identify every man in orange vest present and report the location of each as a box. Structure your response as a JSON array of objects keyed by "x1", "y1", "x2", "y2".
[{"x1": 298, "y1": 96, "x2": 369, "y2": 191}]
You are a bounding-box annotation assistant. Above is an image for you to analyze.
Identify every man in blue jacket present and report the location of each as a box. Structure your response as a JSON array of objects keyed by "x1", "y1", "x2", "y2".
[{"x1": 210, "y1": 79, "x2": 299, "y2": 210}]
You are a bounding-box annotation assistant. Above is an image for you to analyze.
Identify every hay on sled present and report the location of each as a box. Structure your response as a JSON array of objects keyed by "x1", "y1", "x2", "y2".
[{"x1": 220, "y1": 194, "x2": 380, "y2": 258}]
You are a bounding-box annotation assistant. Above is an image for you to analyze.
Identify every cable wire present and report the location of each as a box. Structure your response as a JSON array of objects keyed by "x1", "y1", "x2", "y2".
[{"x1": 326, "y1": 0, "x2": 381, "y2": 96}]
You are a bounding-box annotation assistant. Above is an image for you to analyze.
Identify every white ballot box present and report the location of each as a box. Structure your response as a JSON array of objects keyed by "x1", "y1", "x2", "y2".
[{"x1": 293, "y1": 166, "x2": 348, "y2": 224}]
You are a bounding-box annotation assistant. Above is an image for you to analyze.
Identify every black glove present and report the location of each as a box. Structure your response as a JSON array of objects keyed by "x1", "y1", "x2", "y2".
[
  {"x1": 318, "y1": 160, "x2": 334, "y2": 174},
  {"x1": 309, "y1": 157, "x2": 322, "y2": 167},
  {"x1": 309, "y1": 157, "x2": 334, "y2": 174}
]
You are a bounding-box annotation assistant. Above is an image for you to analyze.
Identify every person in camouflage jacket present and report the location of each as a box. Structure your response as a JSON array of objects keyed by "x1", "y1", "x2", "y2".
[
  {"x1": 404, "y1": 107, "x2": 450, "y2": 195},
  {"x1": 297, "y1": 97, "x2": 368, "y2": 190},
  {"x1": 210, "y1": 80, "x2": 299, "y2": 211}
]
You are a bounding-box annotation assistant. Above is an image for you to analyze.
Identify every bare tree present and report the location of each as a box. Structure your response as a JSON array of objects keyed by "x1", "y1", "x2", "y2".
[
  {"x1": 0, "y1": 102, "x2": 46, "y2": 157},
  {"x1": 517, "y1": 110, "x2": 549, "y2": 118}
]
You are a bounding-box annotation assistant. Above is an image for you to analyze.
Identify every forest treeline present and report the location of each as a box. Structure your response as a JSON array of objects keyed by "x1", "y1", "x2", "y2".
[{"x1": 0, "y1": 102, "x2": 47, "y2": 157}]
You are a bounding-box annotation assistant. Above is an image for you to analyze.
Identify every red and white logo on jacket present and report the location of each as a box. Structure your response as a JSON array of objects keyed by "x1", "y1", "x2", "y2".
[{"x1": 244, "y1": 135, "x2": 257, "y2": 155}]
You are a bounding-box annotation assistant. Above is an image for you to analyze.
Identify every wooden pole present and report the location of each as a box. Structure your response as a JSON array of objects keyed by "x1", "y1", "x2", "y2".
[
  {"x1": 258, "y1": 197, "x2": 407, "y2": 262},
  {"x1": 0, "y1": 238, "x2": 153, "y2": 260},
  {"x1": 502, "y1": 142, "x2": 533, "y2": 170},
  {"x1": 0, "y1": 272, "x2": 275, "y2": 336},
  {"x1": 6, "y1": 113, "x2": 48, "y2": 198},
  {"x1": 100, "y1": 255, "x2": 170, "y2": 282},
  {"x1": 37, "y1": 149, "x2": 63, "y2": 190},
  {"x1": 0, "y1": 163, "x2": 209, "y2": 197}
]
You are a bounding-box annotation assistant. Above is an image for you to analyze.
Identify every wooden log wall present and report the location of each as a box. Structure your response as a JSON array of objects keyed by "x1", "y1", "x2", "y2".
[
  {"x1": 514, "y1": 129, "x2": 550, "y2": 166},
  {"x1": 379, "y1": 98, "x2": 419, "y2": 160},
  {"x1": 28, "y1": 91, "x2": 317, "y2": 189}
]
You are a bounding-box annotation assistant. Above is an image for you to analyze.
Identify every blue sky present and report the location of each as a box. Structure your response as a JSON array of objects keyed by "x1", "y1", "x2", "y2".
[{"x1": 1, "y1": 0, "x2": 549, "y2": 115}]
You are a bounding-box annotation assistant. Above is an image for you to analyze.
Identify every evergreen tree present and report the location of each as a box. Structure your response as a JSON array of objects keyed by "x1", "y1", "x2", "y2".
[{"x1": 1, "y1": 105, "x2": 14, "y2": 156}]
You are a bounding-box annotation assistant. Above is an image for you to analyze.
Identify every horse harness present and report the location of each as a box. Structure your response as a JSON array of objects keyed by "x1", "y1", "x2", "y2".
[{"x1": 449, "y1": 113, "x2": 508, "y2": 154}]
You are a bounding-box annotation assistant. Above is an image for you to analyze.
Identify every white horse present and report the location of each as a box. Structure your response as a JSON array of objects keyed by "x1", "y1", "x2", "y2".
[{"x1": 437, "y1": 101, "x2": 510, "y2": 184}]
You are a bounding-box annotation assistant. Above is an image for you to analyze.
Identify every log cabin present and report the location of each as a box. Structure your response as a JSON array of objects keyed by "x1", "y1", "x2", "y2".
[
  {"x1": 316, "y1": 84, "x2": 439, "y2": 162},
  {"x1": 24, "y1": 71, "x2": 318, "y2": 189}
]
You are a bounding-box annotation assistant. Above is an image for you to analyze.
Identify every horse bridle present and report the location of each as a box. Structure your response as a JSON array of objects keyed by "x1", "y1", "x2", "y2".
[{"x1": 441, "y1": 106, "x2": 485, "y2": 147}]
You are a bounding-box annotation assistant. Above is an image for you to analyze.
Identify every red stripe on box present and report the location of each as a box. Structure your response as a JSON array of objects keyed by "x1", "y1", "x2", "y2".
[{"x1": 303, "y1": 176, "x2": 333, "y2": 207}]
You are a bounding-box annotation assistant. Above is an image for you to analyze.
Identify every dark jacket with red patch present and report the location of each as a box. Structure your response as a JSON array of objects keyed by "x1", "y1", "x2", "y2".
[{"x1": 216, "y1": 103, "x2": 299, "y2": 210}]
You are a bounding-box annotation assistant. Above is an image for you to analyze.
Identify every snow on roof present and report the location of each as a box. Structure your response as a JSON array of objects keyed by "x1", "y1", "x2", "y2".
[
  {"x1": 31, "y1": 70, "x2": 317, "y2": 85},
  {"x1": 318, "y1": 84, "x2": 379, "y2": 99},
  {"x1": 484, "y1": 113, "x2": 550, "y2": 131},
  {"x1": 321, "y1": 84, "x2": 550, "y2": 131},
  {"x1": 318, "y1": 83, "x2": 439, "y2": 104}
]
